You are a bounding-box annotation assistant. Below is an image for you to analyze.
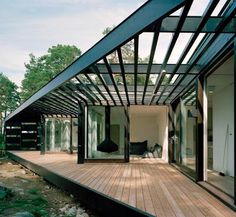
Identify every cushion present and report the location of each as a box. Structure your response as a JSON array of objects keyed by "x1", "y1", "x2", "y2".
[{"x1": 130, "y1": 140, "x2": 147, "y2": 155}]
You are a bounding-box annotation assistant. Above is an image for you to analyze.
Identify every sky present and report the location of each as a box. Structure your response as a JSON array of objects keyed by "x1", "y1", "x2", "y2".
[
  {"x1": 0, "y1": 0, "x2": 145, "y2": 86},
  {"x1": 0, "y1": 0, "x2": 226, "y2": 87}
]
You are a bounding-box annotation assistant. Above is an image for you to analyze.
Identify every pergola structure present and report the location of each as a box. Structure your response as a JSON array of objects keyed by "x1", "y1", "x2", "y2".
[
  {"x1": 5, "y1": 0, "x2": 236, "y2": 119},
  {"x1": 4, "y1": 0, "x2": 236, "y2": 208}
]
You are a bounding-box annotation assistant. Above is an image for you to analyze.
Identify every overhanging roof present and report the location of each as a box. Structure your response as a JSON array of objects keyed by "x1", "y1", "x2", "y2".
[{"x1": 6, "y1": 0, "x2": 236, "y2": 121}]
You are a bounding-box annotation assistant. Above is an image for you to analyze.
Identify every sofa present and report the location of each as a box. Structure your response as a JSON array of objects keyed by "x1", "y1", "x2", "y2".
[{"x1": 129, "y1": 140, "x2": 148, "y2": 155}]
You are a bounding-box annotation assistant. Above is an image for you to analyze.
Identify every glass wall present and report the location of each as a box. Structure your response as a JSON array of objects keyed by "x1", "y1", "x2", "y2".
[
  {"x1": 87, "y1": 107, "x2": 105, "y2": 158},
  {"x1": 180, "y1": 89, "x2": 197, "y2": 171},
  {"x1": 173, "y1": 87, "x2": 197, "y2": 176},
  {"x1": 87, "y1": 106, "x2": 126, "y2": 159},
  {"x1": 45, "y1": 117, "x2": 76, "y2": 152},
  {"x1": 206, "y1": 56, "x2": 234, "y2": 197}
]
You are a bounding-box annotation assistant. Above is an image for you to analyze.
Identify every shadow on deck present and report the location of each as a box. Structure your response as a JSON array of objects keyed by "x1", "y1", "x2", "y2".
[{"x1": 7, "y1": 151, "x2": 236, "y2": 217}]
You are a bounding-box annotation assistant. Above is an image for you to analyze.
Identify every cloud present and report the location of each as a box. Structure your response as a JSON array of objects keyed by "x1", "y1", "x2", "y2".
[{"x1": 0, "y1": 0, "x2": 146, "y2": 86}]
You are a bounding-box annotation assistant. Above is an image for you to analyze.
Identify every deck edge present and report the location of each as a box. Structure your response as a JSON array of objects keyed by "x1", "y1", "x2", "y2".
[{"x1": 7, "y1": 151, "x2": 154, "y2": 217}]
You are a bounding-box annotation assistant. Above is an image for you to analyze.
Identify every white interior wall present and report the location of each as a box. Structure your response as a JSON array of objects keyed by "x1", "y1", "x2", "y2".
[
  {"x1": 213, "y1": 84, "x2": 234, "y2": 176},
  {"x1": 130, "y1": 105, "x2": 168, "y2": 162}
]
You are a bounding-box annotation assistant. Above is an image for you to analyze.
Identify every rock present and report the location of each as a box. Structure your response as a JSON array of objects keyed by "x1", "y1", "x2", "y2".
[
  {"x1": 19, "y1": 191, "x2": 24, "y2": 195},
  {"x1": 7, "y1": 162, "x2": 12, "y2": 165},
  {"x1": 65, "y1": 206, "x2": 77, "y2": 216},
  {"x1": 81, "y1": 213, "x2": 89, "y2": 217},
  {"x1": 76, "y1": 207, "x2": 85, "y2": 215},
  {"x1": 12, "y1": 211, "x2": 34, "y2": 217},
  {"x1": 20, "y1": 170, "x2": 26, "y2": 174},
  {"x1": 70, "y1": 194, "x2": 74, "y2": 198},
  {"x1": 59, "y1": 204, "x2": 70, "y2": 213}
]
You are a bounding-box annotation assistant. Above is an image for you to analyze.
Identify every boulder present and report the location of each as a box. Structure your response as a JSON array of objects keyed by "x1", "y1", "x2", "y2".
[{"x1": 12, "y1": 211, "x2": 34, "y2": 217}]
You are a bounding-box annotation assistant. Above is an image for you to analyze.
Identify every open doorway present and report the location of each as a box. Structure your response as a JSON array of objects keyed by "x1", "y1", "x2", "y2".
[{"x1": 129, "y1": 105, "x2": 169, "y2": 162}]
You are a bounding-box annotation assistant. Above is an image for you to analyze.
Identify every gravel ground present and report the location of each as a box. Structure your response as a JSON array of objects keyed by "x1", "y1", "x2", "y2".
[{"x1": 0, "y1": 157, "x2": 100, "y2": 217}]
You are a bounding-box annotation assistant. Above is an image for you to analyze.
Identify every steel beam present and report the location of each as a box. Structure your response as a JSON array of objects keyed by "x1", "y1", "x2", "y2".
[
  {"x1": 103, "y1": 57, "x2": 124, "y2": 105},
  {"x1": 93, "y1": 66, "x2": 117, "y2": 105},
  {"x1": 163, "y1": 0, "x2": 233, "y2": 103},
  {"x1": 6, "y1": 0, "x2": 186, "y2": 121},
  {"x1": 75, "y1": 76, "x2": 102, "y2": 105},
  {"x1": 134, "y1": 36, "x2": 139, "y2": 104},
  {"x1": 84, "y1": 73, "x2": 109, "y2": 105},
  {"x1": 142, "y1": 23, "x2": 161, "y2": 104},
  {"x1": 151, "y1": 0, "x2": 193, "y2": 104},
  {"x1": 117, "y1": 48, "x2": 130, "y2": 105},
  {"x1": 148, "y1": 16, "x2": 236, "y2": 33}
]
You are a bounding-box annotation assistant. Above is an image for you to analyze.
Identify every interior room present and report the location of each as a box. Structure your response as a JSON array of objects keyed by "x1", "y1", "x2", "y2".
[{"x1": 129, "y1": 105, "x2": 169, "y2": 162}]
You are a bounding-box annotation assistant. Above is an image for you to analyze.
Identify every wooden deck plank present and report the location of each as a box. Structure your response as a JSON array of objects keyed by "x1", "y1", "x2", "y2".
[
  {"x1": 139, "y1": 164, "x2": 156, "y2": 216},
  {"x1": 148, "y1": 164, "x2": 177, "y2": 217},
  {"x1": 8, "y1": 151, "x2": 236, "y2": 217},
  {"x1": 97, "y1": 164, "x2": 119, "y2": 193},
  {"x1": 107, "y1": 164, "x2": 124, "y2": 198},
  {"x1": 102, "y1": 164, "x2": 121, "y2": 195},
  {"x1": 135, "y1": 164, "x2": 145, "y2": 211}
]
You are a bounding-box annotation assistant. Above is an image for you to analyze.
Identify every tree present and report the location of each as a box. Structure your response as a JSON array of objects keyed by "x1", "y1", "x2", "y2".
[
  {"x1": 102, "y1": 26, "x2": 153, "y2": 85},
  {"x1": 21, "y1": 44, "x2": 82, "y2": 101},
  {"x1": 103, "y1": 26, "x2": 134, "y2": 64},
  {"x1": 0, "y1": 73, "x2": 20, "y2": 146}
]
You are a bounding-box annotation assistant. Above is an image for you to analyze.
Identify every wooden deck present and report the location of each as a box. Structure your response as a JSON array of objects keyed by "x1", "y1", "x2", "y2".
[{"x1": 8, "y1": 151, "x2": 236, "y2": 217}]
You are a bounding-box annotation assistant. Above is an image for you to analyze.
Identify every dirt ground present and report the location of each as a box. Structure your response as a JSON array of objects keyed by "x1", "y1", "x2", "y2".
[{"x1": 0, "y1": 157, "x2": 99, "y2": 217}]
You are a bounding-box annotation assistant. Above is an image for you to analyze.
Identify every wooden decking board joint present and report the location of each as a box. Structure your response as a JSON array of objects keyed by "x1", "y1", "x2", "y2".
[
  {"x1": 7, "y1": 151, "x2": 236, "y2": 217},
  {"x1": 7, "y1": 151, "x2": 154, "y2": 217}
]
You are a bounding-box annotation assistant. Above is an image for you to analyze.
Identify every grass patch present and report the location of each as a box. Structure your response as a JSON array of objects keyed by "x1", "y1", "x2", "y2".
[
  {"x1": 0, "y1": 191, "x2": 49, "y2": 216},
  {"x1": 28, "y1": 188, "x2": 39, "y2": 195}
]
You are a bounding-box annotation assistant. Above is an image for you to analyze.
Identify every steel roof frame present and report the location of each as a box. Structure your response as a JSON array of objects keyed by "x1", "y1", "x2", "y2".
[{"x1": 5, "y1": 0, "x2": 235, "y2": 122}]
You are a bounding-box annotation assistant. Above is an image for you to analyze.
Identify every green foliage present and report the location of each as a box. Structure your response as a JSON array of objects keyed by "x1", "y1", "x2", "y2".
[
  {"x1": 0, "y1": 187, "x2": 14, "y2": 200},
  {"x1": 0, "y1": 73, "x2": 20, "y2": 151},
  {"x1": 28, "y1": 188, "x2": 39, "y2": 195},
  {"x1": 0, "y1": 73, "x2": 20, "y2": 114},
  {"x1": 21, "y1": 44, "x2": 82, "y2": 101},
  {"x1": 103, "y1": 26, "x2": 134, "y2": 64},
  {"x1": 102, "y1": 26, "x2": 153, "y2": 85},
  {"x1": 0, "y1": 193, "x2": 49, "y2": 216}
]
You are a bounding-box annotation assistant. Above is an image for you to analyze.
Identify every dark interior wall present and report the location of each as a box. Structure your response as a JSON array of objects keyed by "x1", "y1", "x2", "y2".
[{"x1": 5, "y1": 110, "x2": 41, "y2": 150}]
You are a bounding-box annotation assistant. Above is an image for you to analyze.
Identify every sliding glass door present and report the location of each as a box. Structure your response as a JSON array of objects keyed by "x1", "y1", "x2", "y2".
[
  {"x1": 206, "y1": 57, "x2": 234, "y2": 197},
  {"x1": 173, "y1": 86, "x2": 197, "y2": 178}
]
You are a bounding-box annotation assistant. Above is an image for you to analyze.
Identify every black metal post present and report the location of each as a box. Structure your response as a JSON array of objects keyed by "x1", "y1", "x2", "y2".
[
  {"x1": 77, "y1": 105, "x2": 85, "y2": 164},
  {"x1": 124, "y1": 106, "x2": 130, "y2": 162},
  {"x1": 40, "y1": 115, "x2": 45, "y2": 155},
  {"x1": 70, "y1": 117, "x2": 73, "y2": 154},
  {"x1": 104, "y1": 106, "x2": 110, "y2": 139},
  {"x1": 234, "y1": 38, "x2": 236, "y2": 205},
  {"x1": 196, "y1": 77, "x2": 204, "y2": 181}
]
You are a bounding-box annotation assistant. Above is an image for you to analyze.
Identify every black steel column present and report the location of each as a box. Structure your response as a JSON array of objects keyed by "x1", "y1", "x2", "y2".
[
  {"x1": 124, "y1": 106, "x2": 130, "y2": 162},
  {"x1": 196, "y1": 77, "x2": 204, "y2": 181},
  {"x1": 70, "y1": 117, "x2": 73, "y2": 154},
  {"x1": 77, "y1": 105, "x2": 85, "y2": 164},
  {"x1": 40, "y1": 115, "x2": 45, "y2": 155},
  {"x1": 234, "y1": 38, "x2": 236, "y2": 205},
  {"x1": 105, "y1": 106, "x2": 110, "y2": 140},
  {"x1": 168, "y1": 105, "x2": 175, "y2": 164}
]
